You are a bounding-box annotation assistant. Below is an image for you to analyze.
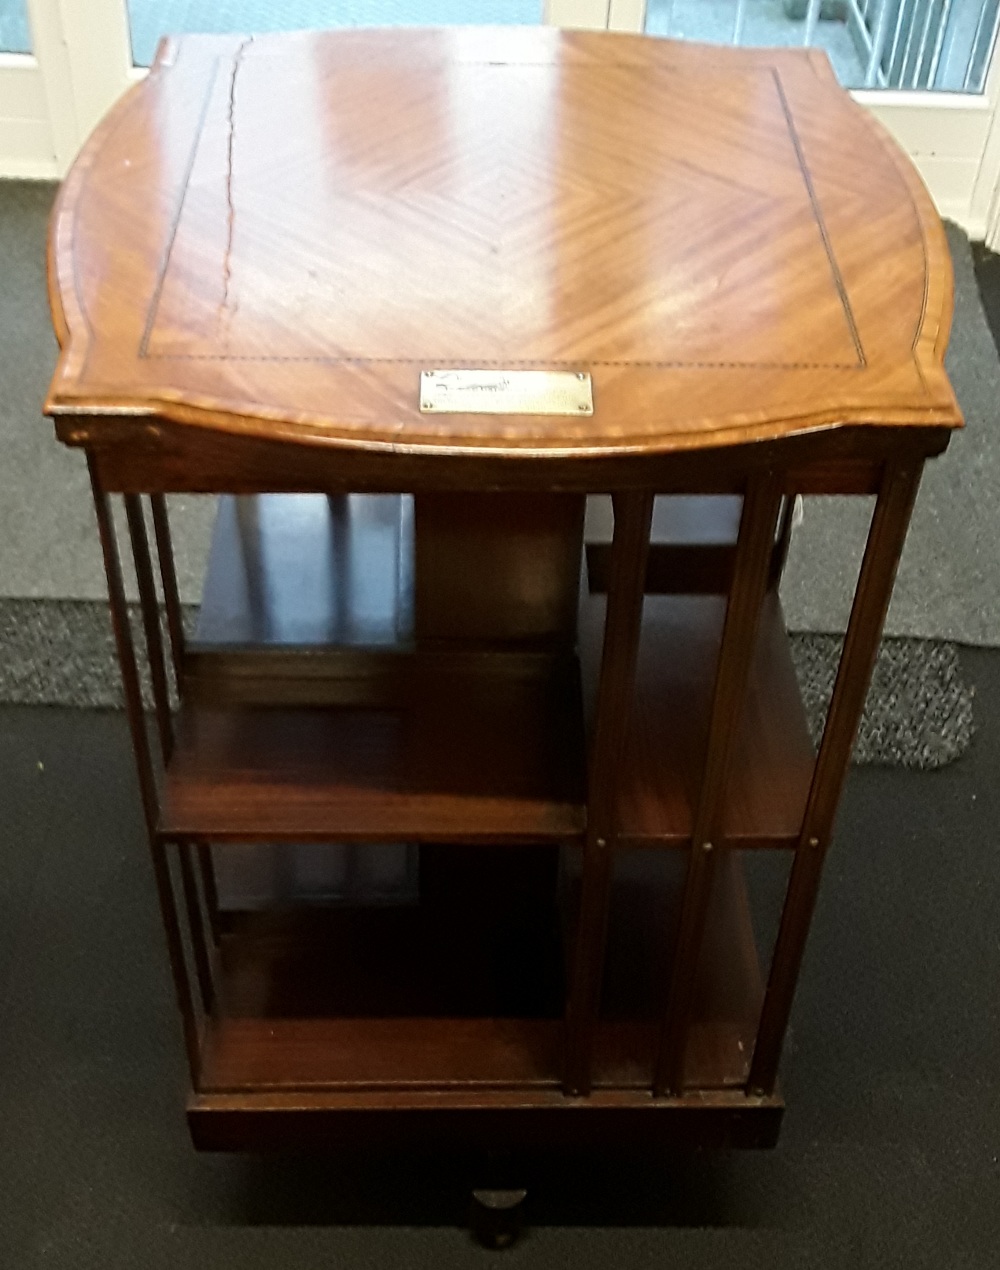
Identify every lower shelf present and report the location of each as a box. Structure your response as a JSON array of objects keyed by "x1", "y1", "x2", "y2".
[
  {"x1": 198, "y1": 1017, "x2": 762, "y2": 1098},
  {"x1": 202, "y1": 1017, "x2": 562, "y2": 1093},
  {"x1": 192, "y1": 844, "x2": 769, "y2": 1103}
]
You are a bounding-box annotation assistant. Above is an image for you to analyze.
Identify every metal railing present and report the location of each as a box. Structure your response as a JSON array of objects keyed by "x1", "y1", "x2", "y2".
[
  {"x1": 647, "y1": 0, "x2": 1000, "y2": 91},
  {"x1": 848, "y1": 0, "x2": 999, "y2": 88}
]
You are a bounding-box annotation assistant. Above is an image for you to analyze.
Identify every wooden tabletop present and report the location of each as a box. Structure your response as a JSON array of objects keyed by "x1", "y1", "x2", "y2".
[{"x1": 46, "y1": 27, "x2": 961, "y2": 459}]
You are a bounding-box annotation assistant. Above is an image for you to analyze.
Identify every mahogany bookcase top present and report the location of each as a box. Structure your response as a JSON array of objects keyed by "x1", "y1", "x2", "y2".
[{"x1": 46, "y1": 27, "x2": 961, "y2": 461}]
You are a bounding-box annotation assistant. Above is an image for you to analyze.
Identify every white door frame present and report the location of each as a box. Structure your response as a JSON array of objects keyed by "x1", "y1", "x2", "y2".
[
  {"x1": 0, "y1": 0, "x2": 133, "y2": 177},
  {"x1": 0, "y1": 47, "x2": 54, "y2": 178},
  {"x1": 970, "y1": 51, "x2": 1000, "y2": 245},
  {"x1": 856, "y1": 44, "x2": 1000, "y2": 239},
  {"x1": 3, "y1": 0, "x2": 1000, "y2": 242}
]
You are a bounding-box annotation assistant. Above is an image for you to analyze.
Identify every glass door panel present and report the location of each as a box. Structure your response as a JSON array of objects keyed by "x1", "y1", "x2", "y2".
[
  {"x1": 127, "y1": 0, "x2": 545, "y2": 67},
  {"x1": 0, "y1": 0, "x2": 30, "y2": 52}
]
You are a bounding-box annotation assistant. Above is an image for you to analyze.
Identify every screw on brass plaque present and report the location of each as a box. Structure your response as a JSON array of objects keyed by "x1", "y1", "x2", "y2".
[{"x1": 419, "y1": 370, "x2": 593, "y2": 416}]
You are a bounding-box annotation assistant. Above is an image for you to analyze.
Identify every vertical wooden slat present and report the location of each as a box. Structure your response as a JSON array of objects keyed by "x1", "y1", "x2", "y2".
[
  {"x1": 124, "y1": 494, "x2": 174, "y2": 763},
  {"x1": 564, "y1": 490, "x2": 654, "y2": 1097},
  {"x1": 770, "y1": 494, "x2": 797, "y2": 585},
  {"x1": 149, "y1": 494, "x2": 186, "y2": 686},
  {"x1": 88, "y1": 456, "x2": 200, "y2": 1083},
  {"x1": 747, "y1": 460, "x2": 924, "y2": 1096},
  {"x1": 153, "y1": 492, "x2": 217, "y2": 945},
  {"x1": 653, "y1": 471, "x2": 783, "y2": 1097},
  {"x1": 89, "y1": 461, "x2": 159, "y2": 834},
  {"x1": 154, "y1": 842, "x2": 203, "y2": 1086},
  {"x1": 197, "y1": 842, "x2": 223, "y2": 946},
  {"x1": 177, "y1": 843, "x2": 216, "y2": 1015}
]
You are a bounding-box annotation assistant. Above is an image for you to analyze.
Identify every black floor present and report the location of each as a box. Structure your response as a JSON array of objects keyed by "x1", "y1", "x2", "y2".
[{"x1": 1, "y1": 648, "x2": 999, "y2": 1265}]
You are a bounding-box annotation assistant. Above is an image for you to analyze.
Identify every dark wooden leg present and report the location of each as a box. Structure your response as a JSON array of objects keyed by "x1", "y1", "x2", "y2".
[
  {"x1": 564, "y1": 491, "x2": 653, "y2": 1097},
  {"x1": 88, "y1": 456, "x2": 200, "y2": 1085},
  {"x1": 151, "y1": 496, "x2": 224, "y2": 948},
  {"x1": 747, "y1": 460, "x2": 924, "y2": 1096},
  {"x1": 654, "y1": 472, "x2": 783, "y2": 1097},
  {"x1": 89, "y1": 459, "x2": 159, "y2": 834}
]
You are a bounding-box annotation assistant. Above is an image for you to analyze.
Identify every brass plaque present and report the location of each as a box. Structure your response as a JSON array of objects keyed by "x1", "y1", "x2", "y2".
[{"x1": 420, "y1": 370, "x2": 593, "y2": 416}]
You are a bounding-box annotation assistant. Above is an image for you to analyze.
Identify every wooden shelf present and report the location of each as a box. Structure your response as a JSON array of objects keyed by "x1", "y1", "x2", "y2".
[
  {"x1": 180, "y1": 496, "x2": 810, "y2": 850},
  {"x1": 202, "y1": 1018, "x2": 560, "y2": 1093},
  {"x1": 200, "y1": 896, "x2": 565, "y2": 1093},
  {"x1": 195, "y1": 845, "x2": 765, "y2": 1099},
  {"x1": 160, "y1": 654, "x2": 586, "y2": 844},
  {"x1": 200, "y1": 1016, "x2": 761, "y2": 1096},
  {"x1": 582, "y1": 590, "x2": 815, "y2": 849}
]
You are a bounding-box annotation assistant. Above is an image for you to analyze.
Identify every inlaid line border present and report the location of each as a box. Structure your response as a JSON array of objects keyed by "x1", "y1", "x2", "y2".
[
  {"x1": 772, "y1": 69, "x2": 867, "y2": 369},
  {"x1": 138, "y1": 57, "x2": 221, "y2": 359},
  {"x1": 136, "y1": 53, "x2": 868, "y2": 375}
]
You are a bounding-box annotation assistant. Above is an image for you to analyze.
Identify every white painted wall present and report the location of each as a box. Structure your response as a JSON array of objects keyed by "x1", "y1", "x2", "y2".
[{"x1": 859, "y1": 51, "x2": 1000, "y2": 239}]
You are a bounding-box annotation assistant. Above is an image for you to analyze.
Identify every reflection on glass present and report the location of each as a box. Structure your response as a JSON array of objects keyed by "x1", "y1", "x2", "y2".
[
  {"x1": 0, "y1": 0, "x2": 31, "y2": 54},
  {"x1": 127, "y1": 0, "x2": 541, "y2": 67},
  {"x1": 645, "y1": 0, "x2": 999, "y2": 92}
]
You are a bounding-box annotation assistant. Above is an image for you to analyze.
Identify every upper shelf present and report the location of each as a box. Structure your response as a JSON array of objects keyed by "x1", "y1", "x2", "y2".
[
  {"x1": 174, "y1": 492, "x2": 810, "y2": 847},
  {"x1": 160, "y1": 652, "x2": 587, "y2": 845},
  {"x1": 46, "y1": 28, "x2": 961, "y2": 460}
]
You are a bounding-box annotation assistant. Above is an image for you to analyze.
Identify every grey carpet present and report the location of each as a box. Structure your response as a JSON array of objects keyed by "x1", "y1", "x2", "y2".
[
  {"x1": 0, "y1": 183, "x2": 215, "y2": 605},
  {"x1": 788, "y1": 632, "x2": 974, "y2": 768},
  {"x1": 1, "y1": 186, "x2": 999, "y2": 645},
  {"x1": 0, "y1": 597, "x2": 975, "y2": 768},
  {"x1": 778, "y1": 222, "x2": 1000, "y2": 642}
]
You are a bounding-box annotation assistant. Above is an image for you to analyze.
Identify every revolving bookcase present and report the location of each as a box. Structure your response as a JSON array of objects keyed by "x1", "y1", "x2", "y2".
[{"x1": 45, "y1": 27, "x2": 961, "y2": 1157}]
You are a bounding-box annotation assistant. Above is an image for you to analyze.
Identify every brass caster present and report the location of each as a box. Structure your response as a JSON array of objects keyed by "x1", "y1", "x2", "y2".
[{"x1": 469, "y1": 1187, "x2": 527, "y2": 1249}]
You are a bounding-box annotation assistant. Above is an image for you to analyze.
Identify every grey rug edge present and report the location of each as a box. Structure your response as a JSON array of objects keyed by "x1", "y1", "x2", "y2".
[{"x1": 0, "y1": 597, "x2": 976, "y2": 770}]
